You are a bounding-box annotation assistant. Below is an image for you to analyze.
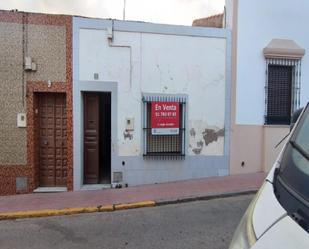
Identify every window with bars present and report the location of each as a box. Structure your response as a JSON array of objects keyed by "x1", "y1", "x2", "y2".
[
  {"x1": 142, "y1": 95, "x2": 186, "y2": 159},
  {"x1": 266, "y1": 65, "x2": 292, "y2": 124},
  {"x1": 265, "y1": 59, "x2": 301, "y2": 125}
]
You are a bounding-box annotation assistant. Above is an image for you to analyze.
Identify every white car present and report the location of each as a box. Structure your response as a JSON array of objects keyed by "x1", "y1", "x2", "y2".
[{"x1": 229, "y1": 104, "x2": 309, "y2": 249}]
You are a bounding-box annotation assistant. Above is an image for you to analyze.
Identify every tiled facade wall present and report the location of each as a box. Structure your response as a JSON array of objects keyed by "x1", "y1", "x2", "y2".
[
  {"x1": 0, "y1": 10, "x2": 72, "y2": 195},
  {"x1": 0, "y1": 22, "x2": 26, "y2": 164},
  {"x1": 0, "y1": 22, "x2": 66, "y2": 165},
  {"x1": 26, "y1": 25, "x2": 66, "y2": 82}
]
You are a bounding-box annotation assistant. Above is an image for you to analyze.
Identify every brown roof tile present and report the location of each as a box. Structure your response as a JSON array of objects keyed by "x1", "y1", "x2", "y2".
[{"x1": 192, "y1": 13, "x2": 224, "y2": 28}]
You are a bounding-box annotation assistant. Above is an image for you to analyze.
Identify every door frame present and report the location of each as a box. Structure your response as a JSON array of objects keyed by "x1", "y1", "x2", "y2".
[{"x1": 73, "y1": 81, "x2": 117, "y2": 190}]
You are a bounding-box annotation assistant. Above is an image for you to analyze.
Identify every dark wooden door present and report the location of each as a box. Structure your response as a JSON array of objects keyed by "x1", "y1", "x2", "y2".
[
  {"x1": 39, "y1": 93, "x2": 67, "y2": 187},
  {"x1": 84, "y1": 93, "x2": 99, "y2": 184}
]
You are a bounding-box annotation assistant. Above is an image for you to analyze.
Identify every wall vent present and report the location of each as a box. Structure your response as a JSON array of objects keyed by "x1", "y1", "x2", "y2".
[
  {"x1": 113, "y1": 172, "x2": 123, "y2": 183},
  {"x1": 16, "y1": 177, "x2": 28, "y2": 192}
]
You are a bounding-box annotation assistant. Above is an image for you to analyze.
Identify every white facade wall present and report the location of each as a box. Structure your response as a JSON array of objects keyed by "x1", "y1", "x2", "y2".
[
  {"x1": 235, "y1": 0, "x2": 309, "y2": 125},
  {"x1": 79, "y1": 29, "x2": 227, "y2": 156},
  {"x1": 73, "y1": 18, "x2": 232, "y2": 188}
]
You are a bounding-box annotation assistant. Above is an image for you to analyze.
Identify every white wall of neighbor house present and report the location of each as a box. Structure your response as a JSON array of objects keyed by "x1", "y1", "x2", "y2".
[
  {"x1": 229, "y1": 0, "x2": 309, "y2": 175},
  {"x1": 79, "y1": 29, "x2": 227, "y2": 157},
  {"x1": 236, "y1": 0, "x2": 309, "y2": 125}
]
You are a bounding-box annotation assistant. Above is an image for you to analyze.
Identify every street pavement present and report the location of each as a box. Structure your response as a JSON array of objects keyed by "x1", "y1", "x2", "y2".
[
  {"x1": 0, "y1": 172, "x2": 264, "y2": 215},
  {"x1": 0, "y1": 194, "x2": 254, "y2": 249}
]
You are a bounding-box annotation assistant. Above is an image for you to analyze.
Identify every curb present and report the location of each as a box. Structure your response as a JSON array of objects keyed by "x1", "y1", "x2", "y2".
[
  {"x1": 156, "y1": 189, "x2": 258, "y2": 206},
  {"x1": 0, "y1": 206, "x2": 100, "y2": 220},
  {"x1": 0, "y1": 190, "x2": 256, "y2": 221},
  {"x1": 114, "y1": 201, "x2": 155, "y2": 211},
  {"x1": 0, "y1": 201, "x2": 156, "y2": 221}
]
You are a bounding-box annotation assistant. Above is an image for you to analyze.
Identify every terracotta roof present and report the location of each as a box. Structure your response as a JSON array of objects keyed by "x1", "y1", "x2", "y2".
[{"x1": 192, "y1": 13, "x2": 224, "y2": 28}]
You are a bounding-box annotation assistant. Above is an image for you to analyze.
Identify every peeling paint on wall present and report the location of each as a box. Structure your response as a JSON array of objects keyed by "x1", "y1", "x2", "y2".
[
  {"x1": 192, "y1": 140, "x2": 204, "y2": 155},
  {"x1": 123, "y1": 130, "x2": 133, "y2": 140},
  {"x1": 192, "y1": 147, "x2": 202, "y2": 155},
  {"x1": 202, "y1": 128, "x2": 225, "y2": 146},
  {"x1": 197, "y1": 140, "x2": 204, "y2": 147},
  {"x1": 188, "y1": 120, "x2": 224, "y2": 156},
  {"x1": 190, "y1": 128, "x2": 196, "y2": 137}
]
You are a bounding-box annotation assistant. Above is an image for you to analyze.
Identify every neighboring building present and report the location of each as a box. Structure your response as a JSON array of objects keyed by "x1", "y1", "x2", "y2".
[
  {"x1": 72, "y1": 18, "x2": 231, "y2": 189},
  {"x1": 0, "y1": 10, "x2": 73, "y2": 195},
  {"x1": 225, "y1": 0, "x2": 309, "y2": 174}
]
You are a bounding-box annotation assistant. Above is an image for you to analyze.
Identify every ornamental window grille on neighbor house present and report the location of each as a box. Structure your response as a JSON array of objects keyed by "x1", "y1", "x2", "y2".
[
  {"x1": 142, "y1": 94, "x2": 186, "y2": 159},
  {"x1": 265, "y1": 59, "x2": 301, "y2": 125},
  {"x1": 263, "y1": 39, "x2": 305, "y2": 125}
]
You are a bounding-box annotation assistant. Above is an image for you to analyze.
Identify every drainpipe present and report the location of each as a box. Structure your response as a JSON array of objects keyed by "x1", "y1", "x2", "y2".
[
  {"x1": 107, "y1": 20, "x2": 133, "y2": 92},
  {"x1": 22, "y1": 12, "x2": 28, "y2": 107}
]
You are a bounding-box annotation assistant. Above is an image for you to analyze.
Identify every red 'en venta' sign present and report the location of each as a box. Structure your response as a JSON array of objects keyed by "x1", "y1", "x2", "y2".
[{"x1": 151, "y1": 102, "x2": 179, "y2": 135}]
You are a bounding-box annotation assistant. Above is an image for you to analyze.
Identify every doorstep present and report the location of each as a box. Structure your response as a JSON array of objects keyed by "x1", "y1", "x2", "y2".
[
  {"x1": 33, "y1": 187, "x2": 68, "y2": 193},
  {"x1": 81, "y1": 184, "x2": 111, "y2": 190}
]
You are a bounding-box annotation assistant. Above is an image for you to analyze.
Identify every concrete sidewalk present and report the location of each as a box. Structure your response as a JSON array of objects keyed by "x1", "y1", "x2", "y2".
[{"x1": 0, "y1": 172, "x2": 265, "y2": 219}]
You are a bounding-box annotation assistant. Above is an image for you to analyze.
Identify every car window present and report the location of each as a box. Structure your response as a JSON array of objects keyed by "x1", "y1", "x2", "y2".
[{"x1": 295, "y1": 112, "x2": 309, "y2": 153}]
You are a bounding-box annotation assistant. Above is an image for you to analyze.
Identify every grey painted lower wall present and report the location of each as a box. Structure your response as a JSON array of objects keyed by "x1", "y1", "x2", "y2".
[{"x1": 114, "y1": 156, "x2": 229, "y2": 186}]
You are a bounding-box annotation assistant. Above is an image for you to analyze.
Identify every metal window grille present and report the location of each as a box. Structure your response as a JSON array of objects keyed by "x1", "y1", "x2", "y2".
[
  {"x1": 142, "y1": 95, "x2": 186, "y2": 160},
  {"x1": 265, "y1": 58, "x2": 301, "y2": 125}
]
